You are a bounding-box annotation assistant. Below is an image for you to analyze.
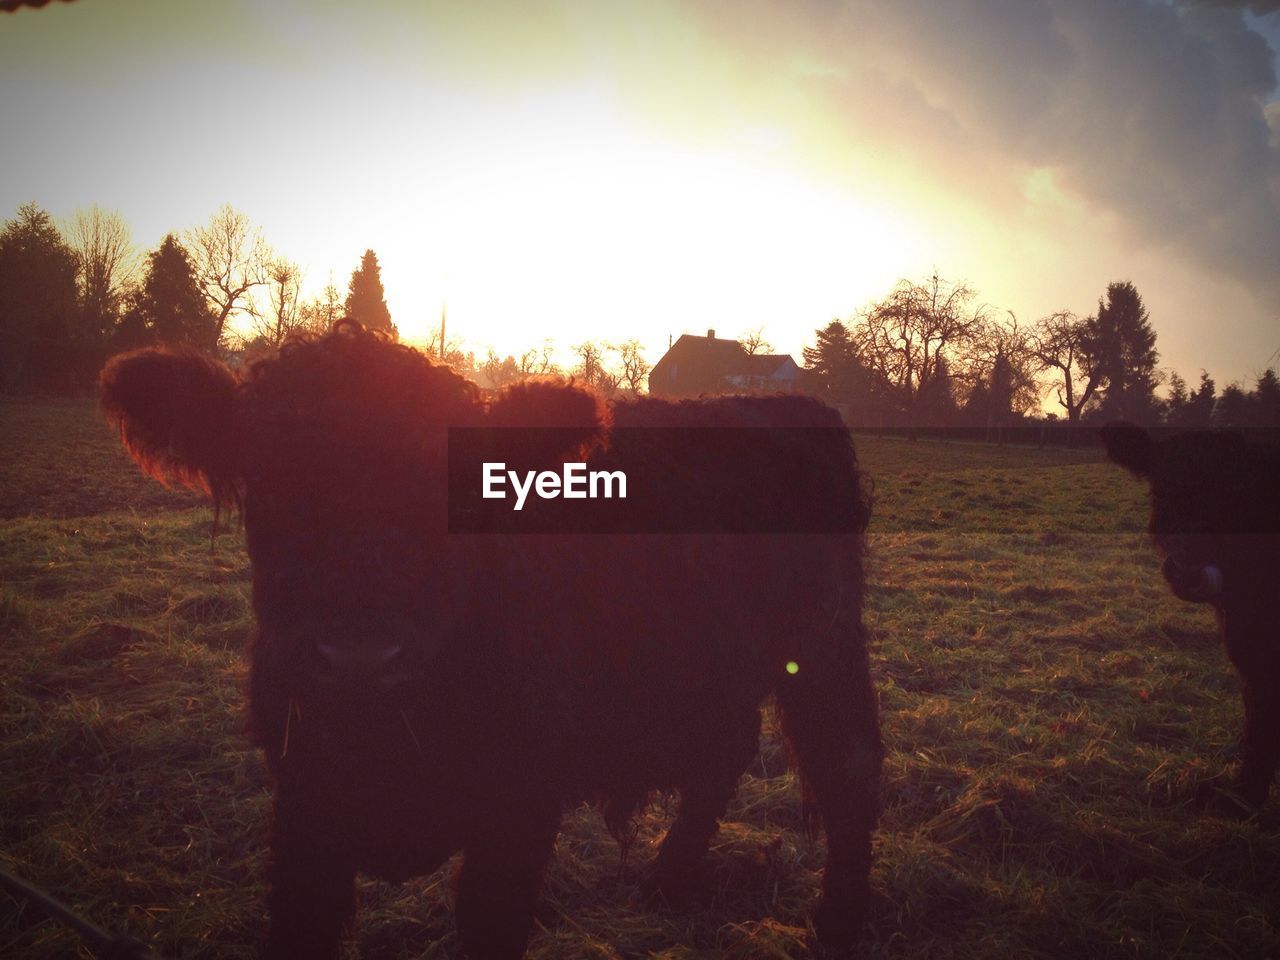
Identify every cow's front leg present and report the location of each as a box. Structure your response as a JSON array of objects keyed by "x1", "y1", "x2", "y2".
[
  {"x1": 455, "y1": 802, "x2": 560, "y2": 960},
  {"x1": 265, "y1": 782, "x2": 357, "y2": 960}
]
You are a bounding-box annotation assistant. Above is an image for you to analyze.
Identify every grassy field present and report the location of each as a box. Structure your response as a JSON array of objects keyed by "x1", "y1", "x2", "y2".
[{"x1": 2, "y1": 398, "x2": 1277, "y2": 959}]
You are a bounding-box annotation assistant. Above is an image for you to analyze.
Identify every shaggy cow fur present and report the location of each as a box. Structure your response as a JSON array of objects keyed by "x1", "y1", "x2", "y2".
[
  {"x1": 100, "y1": 323, "x2": 882, "y2": 959},
  {"x1": 1102, "y1": 422, "x2": 1280, "y2": 813}
]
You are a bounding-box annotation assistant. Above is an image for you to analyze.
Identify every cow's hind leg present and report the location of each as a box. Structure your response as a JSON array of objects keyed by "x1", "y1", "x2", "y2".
[
  {"x1": 646, "y1": 704, "x2": 760, "y2": 907},
  {"x1": 776, "y1": 632, "x2": 882, "y2": 947}
]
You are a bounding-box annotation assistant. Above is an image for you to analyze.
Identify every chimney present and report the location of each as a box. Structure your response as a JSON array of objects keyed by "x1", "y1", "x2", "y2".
[{"x1": 707, "y1": 328, "x2": 716, "y2": 339}]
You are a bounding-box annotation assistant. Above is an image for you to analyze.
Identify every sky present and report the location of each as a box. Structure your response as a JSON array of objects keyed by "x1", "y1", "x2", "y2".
[{"x1": 2, "y1": 0, "x2": 1278, "y2": 391}]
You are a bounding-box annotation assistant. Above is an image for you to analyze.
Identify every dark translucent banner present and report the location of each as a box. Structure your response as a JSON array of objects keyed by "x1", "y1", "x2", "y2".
[
  {"x1": 447, "y1": 427, "x2": 870, "y2": 534},
  {"x1": 846, "y1": 425, "x2": 1280, "y2": 448},
  {"x1": 447, "y1": 425, "x2": 1278, "y2": 536}
]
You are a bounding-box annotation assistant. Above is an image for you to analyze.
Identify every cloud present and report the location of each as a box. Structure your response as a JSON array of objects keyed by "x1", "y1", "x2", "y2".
[
  {"x1": 682, "y1": 0, "x2": 1280, "y2": 307},
  {"x1": 1188, "y1": 0, "x2": 1280, "y2": 16}
]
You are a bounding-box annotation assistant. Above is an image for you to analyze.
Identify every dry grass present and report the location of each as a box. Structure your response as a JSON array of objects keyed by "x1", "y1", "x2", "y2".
[{"x1": 1, "y1": 400, "x2": 1277, "y2": 959}]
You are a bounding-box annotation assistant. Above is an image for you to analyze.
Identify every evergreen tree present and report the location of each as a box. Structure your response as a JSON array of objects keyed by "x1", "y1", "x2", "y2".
[
  {"x1": 1215, "y1": 384, "x2": 1249, "y2": 428},
  {"x1": 965, "y1": 315, "x2": 1037, "y2": 436},
  {"x1": 0, "y1": 202, "x2": 81, "y2": 393},
  {"x1": 802, "y1": 319, "x2": 887, "y2": 425},
  {"x1": 124, "y1": 234, "x2": 215, "y2": 348},
  {"x1": 1186, "y1": 371, "x2": 1216, "y2": 427},
  {"x1": 1253, "y1": 369, "x2": 1280, "y2": 428},
  {"x1": 963, "y1": 352, "x2": 1019, "y2": 433},
  {"x1": 1163, "y1": 371, "x2": 1189, "y2": 426},
  {"x1": 344, "y1": 249, "x2": 396, "y2": 338},
  {"x1": 1090, "y1": 281, "x2": 1160, "y2": 423},
  {"x1": 1249, "y1": 368, "x2": 1280, "y2": 427},
  {"x1": 917, "y1": 355, "x2": 960, "y2": 427},
  {"x1": 802, "y1": 320, "x2": 857, "y2": 378}
]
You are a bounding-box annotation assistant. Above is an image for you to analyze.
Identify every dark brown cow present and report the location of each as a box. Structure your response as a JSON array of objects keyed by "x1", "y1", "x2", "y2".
[
  {"x1": 100, "y1": 323, "x2": 882, "y2": 959},
  {"x1": 1102, "y1": 421, "x2": 1280, "y2": 813}
]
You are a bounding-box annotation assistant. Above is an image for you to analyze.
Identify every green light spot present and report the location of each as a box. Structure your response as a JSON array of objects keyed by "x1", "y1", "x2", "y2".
[{"x1": 785, "y1": 661, "x2": 799, "y2": 675}]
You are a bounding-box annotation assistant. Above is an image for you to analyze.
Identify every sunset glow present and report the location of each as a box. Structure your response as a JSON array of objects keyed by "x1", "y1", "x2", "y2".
[
  {"x1": 3, "y1": 0, "x2": 1277, "y2": 380},
  {"x1": 7, "y1": 5, "x2": 1280, "y2": 954}
]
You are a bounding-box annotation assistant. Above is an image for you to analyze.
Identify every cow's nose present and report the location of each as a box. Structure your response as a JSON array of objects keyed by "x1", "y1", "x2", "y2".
[
  {"x1": 315, "y1": 640, "x2": 403, "y2": 669},
  {"x1": 312, "y1": 638, "x2": 409, "y2": 688},
  {"x1": 1160, "y1": 556, "x2": 1224, "y2": 602}
]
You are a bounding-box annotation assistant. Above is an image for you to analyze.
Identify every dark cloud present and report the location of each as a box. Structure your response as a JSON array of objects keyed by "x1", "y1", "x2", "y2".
[
  {"x1": 0, "y1": 0, "x2": 74, "y2": 11},
  {"x1": 692, "y1": 0, "x2": 1280, "y2": 307},
  {"x1": 1188, "y1": 0, "x2": 1280, "y2": 16}
]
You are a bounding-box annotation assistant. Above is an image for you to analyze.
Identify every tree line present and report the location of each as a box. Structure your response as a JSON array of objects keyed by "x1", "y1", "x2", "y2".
[
  {"x1": 0, "y1": 200, "x2": 654, "y2": 398},
  {"x1": 2, "y1": 201, "x2": 1275, "y2": 430},
  {"x1": 0, "y1": 202, "x2": 395, "y2": 393},
  {"x1": 801, "y1": 273, "x2": 1279, "y2": 432},
  {"x1": 473, "y1": 340, "x2": 651, "y2": 397}
]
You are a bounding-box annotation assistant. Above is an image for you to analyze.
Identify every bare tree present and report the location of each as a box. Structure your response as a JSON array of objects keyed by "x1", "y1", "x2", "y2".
[
  {"x1": 1030, "y1": 310, "x2": 1103, "y2": 427},
  {"x1": 573, "y1": 340, "x2": 621, "y2": 397},
  {"x1": 246, "y1": 257, "x2": 309, "y2": 349},
  {"x1": 294, "y1": 276, "x2": 344, "y2": 337},
  {"x1": 962, "y1": 312, "x2": 1042, "y2": 434},
  {"x1": 478, "y1": 341, "x2": 561, "y2": 391},
  {"x1": 186, "y1": 204, "x2": 267, "y2": 349},
  {"x1": 740, "y1": 327, "x2": 773, "y2": 356},
  {"x1": 437, "y1": 335, "x2": 470, "y2": 368},
  {"x1": 612, "y1": 339, "x2": 651, "y2": 394},
  {"x1": 66, "y1": 205, "x2": 135, "y2": 339},
  {"x1": 318, "y1": 276, "x2": 344, "y2": 328},
  {"x1": 573, "y1": 340, "x2": 605, "y2": 386},
  {"x1": 519, "y1": 340, "x2": 559, "y2": 377},
  {"x1": 481, "y1": 350, "x2": 523, "y2": 390},
  {"x1": 851, "y1": 273, "x2": 987, "y2": 429}
]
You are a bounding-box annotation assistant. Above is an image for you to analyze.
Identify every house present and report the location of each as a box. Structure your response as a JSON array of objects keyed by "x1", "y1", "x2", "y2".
[{"x1": 648, "y1": 329, "x2": 802, "y2": 398}]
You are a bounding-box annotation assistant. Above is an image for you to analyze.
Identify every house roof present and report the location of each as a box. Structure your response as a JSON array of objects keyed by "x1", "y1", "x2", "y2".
[
  {"x1": 743, "y1": 354, "x2": 800, "y2": 377},
  {"x1": 649, "y1": 332, "x2": 800, "y2": 396}
]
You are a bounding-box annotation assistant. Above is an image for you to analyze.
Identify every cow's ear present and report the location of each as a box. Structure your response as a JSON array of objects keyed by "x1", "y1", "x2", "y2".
[
  {"x1": 486, "y1": 378, "x2": 606, "y2": 470},
  {"x1": 100, "y1": 347, "x2": 240, "y2": 502},
  {"x1": 1101, "y1": 421, "x2": 1154, "y2": 477}
]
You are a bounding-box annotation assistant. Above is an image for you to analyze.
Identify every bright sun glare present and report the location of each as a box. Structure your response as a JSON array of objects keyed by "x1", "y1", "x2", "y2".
[
  {"x1": 357, "y1": 101, "x2": 924, "y2": 360},
  {"x1": 3, "y1": 0, "x2": 1278, "y2": 386}
]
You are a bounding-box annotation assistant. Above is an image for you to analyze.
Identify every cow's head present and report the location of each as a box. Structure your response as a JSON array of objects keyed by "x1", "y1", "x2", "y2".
[
  {"x1": 1100, "y1": 421, "x2": 1258, "y2": 604},
  {"x1": 101, "y1": 324, "x2": 603, "y2": 703}
]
